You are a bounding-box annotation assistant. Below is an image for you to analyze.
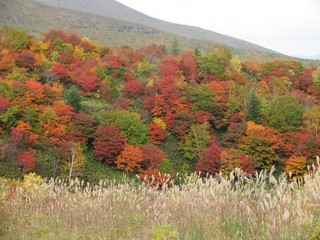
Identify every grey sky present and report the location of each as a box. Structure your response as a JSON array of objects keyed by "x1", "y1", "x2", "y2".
[{"x1": 117, "y1": 0, "x2": 320, "y2": 58}]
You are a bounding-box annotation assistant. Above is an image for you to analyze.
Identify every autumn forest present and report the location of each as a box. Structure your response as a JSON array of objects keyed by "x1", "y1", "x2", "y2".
[{"x1": 0, "y1": 27, "x2": 320, "y2": 184}]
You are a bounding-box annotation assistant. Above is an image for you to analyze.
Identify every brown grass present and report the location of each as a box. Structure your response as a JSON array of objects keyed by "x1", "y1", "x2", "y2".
[{"x1": 1, "y1": 166, "x2": 320, "y2": 240}]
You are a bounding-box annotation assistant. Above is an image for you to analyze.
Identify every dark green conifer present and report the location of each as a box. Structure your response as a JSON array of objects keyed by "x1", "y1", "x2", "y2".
[
  {"x1": 247, "y1": 92, "x2": 261, "y2": 123},
  {"x1": 64, "y1": 85, "x2": 82, "y2": 113}
]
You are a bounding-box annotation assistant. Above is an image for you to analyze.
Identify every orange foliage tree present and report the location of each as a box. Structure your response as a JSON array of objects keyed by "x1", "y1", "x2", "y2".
[
  {"x1": 116, "y1": 144, "x2": 143, "y2": 173},
  {"x1": 240, "y1": 121, "x2": 285, "y2": 172},
  {"x1": 285, "y1": 156, "x2": 308, "y2": 179},
  {"x1": 220, "y1": 148, "x2": 257, "y2": 176},
  {"x1": 11, "y1": 120, "x2": 39, "y2": 146}
]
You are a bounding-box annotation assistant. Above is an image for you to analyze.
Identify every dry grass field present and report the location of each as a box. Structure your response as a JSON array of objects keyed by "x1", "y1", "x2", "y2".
[{"x1": 1, "y1": 165, "x2": 320, "y2": 240}]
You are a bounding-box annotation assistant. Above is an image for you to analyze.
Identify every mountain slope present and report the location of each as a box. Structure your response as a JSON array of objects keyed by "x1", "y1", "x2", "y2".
[
  {"x1": 0, "y1": 0, "x2": 212, "y2": 49},
  {"x1": 34, "y1": 0, "x2": 277, "y2": 53},
  {"x1": 2, "y1": 0, "x2": 320, "y2": 65},
  {"x1": 0, "y1": 0, "x2": 283, "y2": 60}
]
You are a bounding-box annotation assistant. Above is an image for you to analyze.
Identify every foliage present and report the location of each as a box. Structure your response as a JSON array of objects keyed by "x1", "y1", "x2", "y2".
[
  {"x1": 93, "y1": 126, "x2": 126, "y2": 165},
  {"x1": 123, "y1": 79, "x2": 144, "y2": 97},
  {"x1": 240, "y1": 121, "x2": 284, "y2": 172},
  {"x1": 195, "y1": 141, "x2": 222, "y2": 176},
  {"x1": 59, "y1": 141, "x2": 85, "y2": 180},
  {"x1": 95, "y1": 110, "x2": 149, "y2": 146},
  {"x1": 141, "y1": 144, "x2": 166, "y2": 171},
  {"x1": 247, "y1": 92, "x2": 261, "y2": 123},
  {"x1": 0, "y1": 27, "x2": 29, "y2": 52},
  {"x1": 179, "y1": 122, "x2": 211, "y2": 162},
  {"x1": 18, "y1": 151, "x2": 36, "y2": 173},
  {"x1": 116, "y1": 144, "x2": 144, "y2": 173},
  {"x1": 0, "y1": 27, "x2": 319, "y2": 182},
  {"x1": 64, "y1": 85, "x2": 82, "y2": 112},
  {"x1": 285, "y1": 156, "x2": 308, "y2": 179},
  {"x1": 220, "y1": 148, "x2": 257, "y2": 175},
  {"x1": 198, "y1": 45, "x2": 232, "y2": 79},
  {"x1": 265, "y1": 96, "x2": 304, "y2": 132}
]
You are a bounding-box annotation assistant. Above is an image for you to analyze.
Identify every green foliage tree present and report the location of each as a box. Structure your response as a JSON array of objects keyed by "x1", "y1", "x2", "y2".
[
  {"x1": 171, "y1": 37, "x2": 180, "y2": 56},
  {"x1": 137, "y1": 59, "x2": 158, "y2": 78},
  {"x1": 179, "y1": 122, "x2": 211, "y2": 162},
  {"x1": 188, "y1": 85, "x2": 216, "y2": 112},
  {"x1": 198, "y1": 45, "x2": 232, "y2": 79},
  {"x1": 265, "y1": 96, "x2": 304, "y2": 132},
  {"x1": 64, "y1": 85, "x2": 82, "y2": 113},
  {"x1": 0, "y1": 106, "x2": 20, "y2": 129},
  {"x1": 312, "y1": 68, "x2": 320, "y2": 89},
  {"x1": 0, "y1": 27, "x2": 29, "y2": 52},
  {"x1": 95, "y1": 110, "x2": 149, "y2": 146},
  {"x1": 0, "y1": 82, "x2": 14, "y2": 101},
  {"x1": 303, "y1": 106, "x2": 320, "y2": 139}
]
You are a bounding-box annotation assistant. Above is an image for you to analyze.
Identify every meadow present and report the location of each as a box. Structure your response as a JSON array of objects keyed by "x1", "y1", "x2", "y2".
[{"x1": 1, "y1": 165, "x2": 320, "y2": 240}]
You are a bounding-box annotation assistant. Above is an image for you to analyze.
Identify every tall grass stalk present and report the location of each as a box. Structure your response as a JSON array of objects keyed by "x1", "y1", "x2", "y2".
[{"x1": 1, "y1": 166, "x2": 320, "y2": 239}]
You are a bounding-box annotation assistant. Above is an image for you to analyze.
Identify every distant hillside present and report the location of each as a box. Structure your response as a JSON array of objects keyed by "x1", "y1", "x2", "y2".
[
  {"x1": 0, "y1": 0, "x2": 280, "y2": 59},
  {"x1": 1, "y1": 0, "x2": 320, "y2": 66},
  {"x1": 0, "y1": 0, "x2": 211, "y2": 50},
  {"x1": 34, "y1": 0, "x2": 277, "y2": 53}
]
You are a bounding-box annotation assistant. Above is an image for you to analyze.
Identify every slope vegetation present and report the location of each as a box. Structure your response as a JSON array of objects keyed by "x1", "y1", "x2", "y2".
[
  {"x1": 0, "y1": 0, "x2": 291, "y2": 61},
  {"x1": 34, "y1": 0, "x2": 277, "y2": 52}
]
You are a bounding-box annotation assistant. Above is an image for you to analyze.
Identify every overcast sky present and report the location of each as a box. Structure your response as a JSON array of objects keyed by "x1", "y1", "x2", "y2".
[{"x1": 117, "y1": 0, "x2": 320, "y2": 58}]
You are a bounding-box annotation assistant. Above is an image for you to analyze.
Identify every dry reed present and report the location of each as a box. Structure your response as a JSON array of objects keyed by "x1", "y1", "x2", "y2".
[{"x1": 1, "y1": 165, "x2": 320, "y2": 240}]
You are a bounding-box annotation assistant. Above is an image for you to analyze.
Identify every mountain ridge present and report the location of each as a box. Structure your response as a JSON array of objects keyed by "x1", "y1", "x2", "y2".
[
  {"x1": 1, "y1": 0, "x2": 320, "y2": 66},
  {"x1": 34, "y1": 0, "x2": 279, "y2": 54}
]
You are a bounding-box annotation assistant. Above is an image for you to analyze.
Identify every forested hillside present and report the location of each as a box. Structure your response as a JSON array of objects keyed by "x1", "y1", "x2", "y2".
[
  {"x1": 0, "y1": 28, "x2": 320, "y2": 183},
  {"x1": 34, "y1": 0, "x2": 276, "y2": 52},
  {"x1": 4, "y1": 0, "x2": 320, "y2": 65}
]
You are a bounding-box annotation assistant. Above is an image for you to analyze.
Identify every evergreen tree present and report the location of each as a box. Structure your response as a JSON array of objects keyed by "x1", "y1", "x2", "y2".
[
  {"x1": 247, "y1": 92, "x2": 261, "y2": 123},
  {"x1": 64, "y1": 85, "x2": 82, "y2": 113},
  {"x1": 171, "y1": 37, "x2": 180, "y2": 56}
]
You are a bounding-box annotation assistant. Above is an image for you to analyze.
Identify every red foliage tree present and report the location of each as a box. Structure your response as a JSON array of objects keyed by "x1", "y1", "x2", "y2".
[
  {"x1": 195, "y1": 142, "x2": 222, "y2": 176},
  {"x1": 149, "y1": 123, "x2": 166, "y2": 145},
  {"x1": 19, "y1": 151, "x2": 36, "y2": 173},
  {"x1": 52, "y1": 63, "x2": 70, "y2": 81},
  {"x1": 143, "y1": 95, "x2": 156, "y2": 113},
  {"x1": 220, "y1": 149, "x2": 257, "y2": 176},
  {"x1": 25, "y1": 80, "x2": 45, "y2": 104},
  {"x1": 222, "y1": 112, "x2": 247, "y2": 148},
  {"x1": 159, "y1": 57, "x2": 179, "y2": 77},
  {"x1": 282, "y1": 132, "x2": 320, "y2": 161},
  {"x1": 296, "y1": 67, "x2": 315, "y2": 92},
  {"x1": 171, "y1": 112, "x2": 196, "y2": 139},
  {"x1": 70, "y1": 61, "x2": 101, "y2": 93},
  {"x1": 0, "y1": 97, "x2": 11, "y2": 113},
  {"x1": 93, "y1": 126, "x2": 127, "y2": 165},
  {"x1": 123, "y1": 79, "x2": 144, "y2": 97},
  {"x1": 68, "y1": 113, "x2": 96, "y2": 143},
  {"x1": 139, "y1": 169, "x2": 172, "y2": 189},
  {"x1": 141, "y1": 144, "x2": 166, "y2": 170},
  {"x1": 139, "y1": 44, "x2": 167, "y2": 63},
  {"x1": 15, "y1": 51, "x2": 36, "y2": 69},
  {"x1": 177, "y1": 52, "x2": 198, "y2": 83},
  {"x1": 52, "y1": 102, "x2": 75, "y2": 124},
  {"x1": 77, "y1": 74, "x2": 100, "y2": 93}
]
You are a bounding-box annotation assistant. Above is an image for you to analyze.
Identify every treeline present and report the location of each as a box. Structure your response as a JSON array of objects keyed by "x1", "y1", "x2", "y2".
[{"x1": 0, "y1": 27, "x2": 320, "y2": 183}]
